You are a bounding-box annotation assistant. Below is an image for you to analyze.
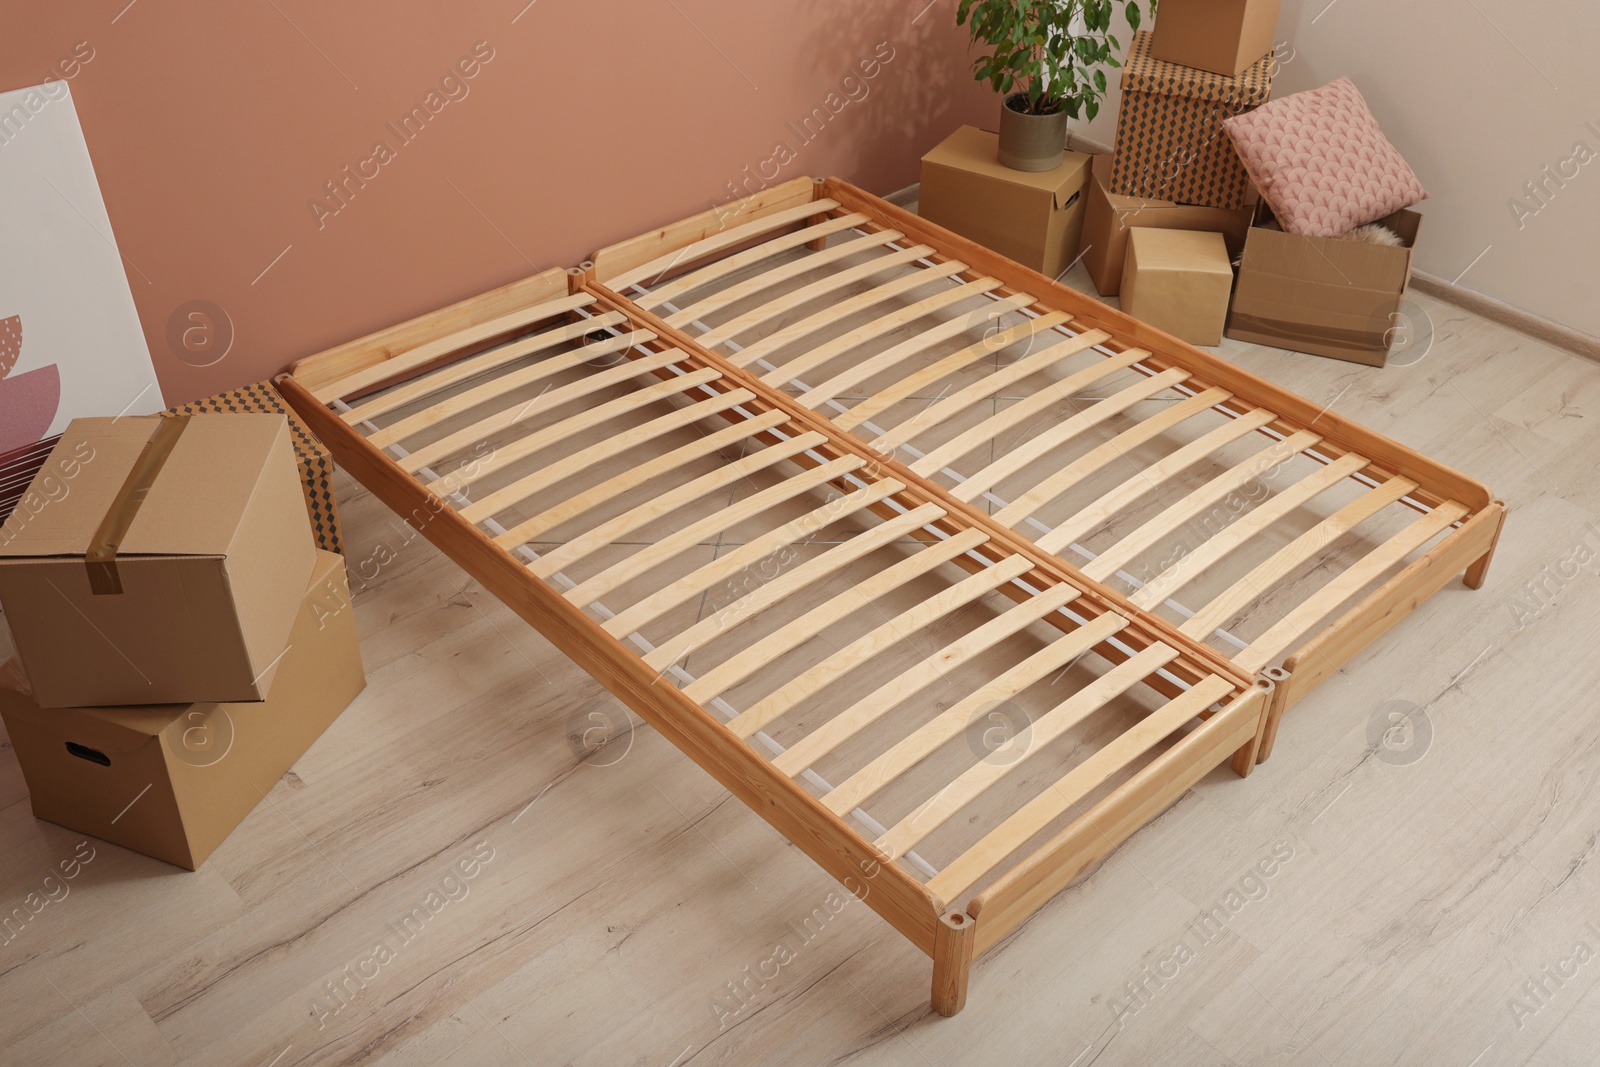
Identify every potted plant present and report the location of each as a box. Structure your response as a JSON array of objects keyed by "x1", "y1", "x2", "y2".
[{"x1": 956, "y1": 0, "x2": 1151, "y2": 172}]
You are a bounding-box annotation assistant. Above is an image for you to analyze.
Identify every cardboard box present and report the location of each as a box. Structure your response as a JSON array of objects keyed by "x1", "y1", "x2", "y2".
[
  {"x1": 0, "y1": 550, "x2": 364, "y2": 869},
  {"x1": 919, "y1": 126, "x2": 1091, "y2": 277},
  {"x1": 1226, "y1": 206, "x2": 1420, "y2": 366},
  {"x1": 0, "y1": 414, "x2": 316, "y2": 707},
  {"x1": 1082, "y1": 155, "x2": 1255, "y2": 297},
  {"x1": 1110, "y1": 31, "x2": 1273, "y2": 208},
  {"x1": 166, "y1": 381, "x2": 344, "y2": 555},
  {"x1": 1120, "y1": 228, "x2": 1234, "y2": 346},
  {"x1": 1152, "y1": 0, "x2": 1281, "y2": 77}
]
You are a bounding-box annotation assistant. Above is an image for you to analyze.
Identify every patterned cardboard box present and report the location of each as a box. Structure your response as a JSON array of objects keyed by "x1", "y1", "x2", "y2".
[
  {"x1": 165, "y1": 381, "x2": 343, "y2": 553},
  {"x1": 1110, "y1": 31, "x2": 1273, "y2": 209}
]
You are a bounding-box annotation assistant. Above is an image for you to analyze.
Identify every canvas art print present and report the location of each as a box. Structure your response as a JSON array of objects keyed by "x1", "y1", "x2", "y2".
[{"x1": 0, "y1": 80, "x2": 162, "y2": 454}]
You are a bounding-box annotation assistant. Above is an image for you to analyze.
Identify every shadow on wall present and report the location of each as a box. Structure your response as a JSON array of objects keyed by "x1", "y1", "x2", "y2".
[{"x1": 716, "y1": 1, "x2": 991, "y2": 209}]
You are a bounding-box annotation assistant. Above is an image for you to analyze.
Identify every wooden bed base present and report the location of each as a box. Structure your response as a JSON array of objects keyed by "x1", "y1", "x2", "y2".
[
  {"x1": 586, "y1": 177, "x2": 1505, "y2": 761},
  {"x1": 279, "y1": 178, "x2": 1496, "y2": 1015}
]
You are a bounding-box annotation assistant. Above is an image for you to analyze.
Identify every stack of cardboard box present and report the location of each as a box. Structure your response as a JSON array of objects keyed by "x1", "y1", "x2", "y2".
[
  {"x1": 1084, "y1": 0, "x2": 1420, "y2": 365},
  {"x1": 864, "y1": 2, "x2": 1422, "y2": 366},
  {"x1": 1083, "y1": 7, "x2": 1276, "y2": 346},
  {"x1": 0, "y1": 414, "x2": 365, "y2": 869}
]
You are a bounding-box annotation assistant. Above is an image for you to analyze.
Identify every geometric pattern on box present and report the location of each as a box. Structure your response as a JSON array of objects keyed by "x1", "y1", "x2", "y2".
[
  {"x1": 1224, "y1": 76, "x2": 1427, "y2": 237},
  {"x1": 277, "y1": 176, "x2": 1504, "y2": 1018},
  {"x1": 1109, "y1": 31, "x2": 1273, "y2": 208},
  {"x1": 166, "y1": 381, "x2": 343, "y2": 553}
]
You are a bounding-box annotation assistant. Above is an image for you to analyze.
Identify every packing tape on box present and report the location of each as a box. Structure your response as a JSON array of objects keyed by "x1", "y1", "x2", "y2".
[
  {"x1": 84, "y1": 416, "x2": 190, "y2": 596},
  {"x1": 1227, "y1": 313, "x2": 1389, "y2": 352}
]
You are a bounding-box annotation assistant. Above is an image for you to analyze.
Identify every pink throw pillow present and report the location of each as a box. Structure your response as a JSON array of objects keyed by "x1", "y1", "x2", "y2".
[{"x1": 1224, "y1": 77, "x2": 1427, "y2": 238}]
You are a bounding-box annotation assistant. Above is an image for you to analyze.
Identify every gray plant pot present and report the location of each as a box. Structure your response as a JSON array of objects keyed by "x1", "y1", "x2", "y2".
[{"x1": 997, "y1": 93, "x2": 1068, "y2": 172}]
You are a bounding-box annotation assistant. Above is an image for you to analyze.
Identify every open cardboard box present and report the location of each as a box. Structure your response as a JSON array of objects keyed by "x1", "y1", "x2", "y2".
[
  {"x1": 0, "y1": 549, "x2": 364, "y2": 869},
  {"x1": 1082, "y1": 154, "x2": 1256, "y2": 297},
  {"x1": 1226, "y1": 202, "x2": 1421, "y2": 367}
]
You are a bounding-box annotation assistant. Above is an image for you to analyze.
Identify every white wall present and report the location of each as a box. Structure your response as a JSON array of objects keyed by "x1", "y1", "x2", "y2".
[{"x1": 1070, "y1": 0, "x2": 1600, "y2": 337}]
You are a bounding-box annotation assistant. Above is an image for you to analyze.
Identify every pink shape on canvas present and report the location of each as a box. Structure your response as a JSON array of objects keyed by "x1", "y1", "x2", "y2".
[{"x1": 0, "y1": 315, "x2": 63, "y2": 452}]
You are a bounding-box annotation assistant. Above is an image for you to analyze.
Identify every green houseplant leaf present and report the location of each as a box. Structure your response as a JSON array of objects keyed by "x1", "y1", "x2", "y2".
[{"x1": 955, "y1": 0, "x2": 1149, "y2": 117}]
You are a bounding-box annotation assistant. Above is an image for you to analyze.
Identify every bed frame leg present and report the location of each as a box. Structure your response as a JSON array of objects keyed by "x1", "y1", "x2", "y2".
[
  {"x1": 931, "y1": 911, "x2": 975, "y2": 1017},
  {"x1": 1463, "y1": 499, "x2": 1507, "y2": 590},
  {"x1": 567, "y1": 263, "x2": 595, "y2": 294},
  {"x1": 1230, "y1": 675, "x2": 1277, "y2": 777},
  {"x1": 1253, "y1": 666, "x2": 1293, "y2": 764},
  {"x1": 1231, "y1": 735, "x2": 1260, "y2": 778}
]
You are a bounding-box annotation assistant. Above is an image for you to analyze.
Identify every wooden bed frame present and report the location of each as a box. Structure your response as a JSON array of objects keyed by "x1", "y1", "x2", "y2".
[
  {"x1": 585, "y1": 177, "x2": 1506, "y2": 762},
  {"x1": 277, "y1": 178, "x2": 1497, "y2": 1016}
]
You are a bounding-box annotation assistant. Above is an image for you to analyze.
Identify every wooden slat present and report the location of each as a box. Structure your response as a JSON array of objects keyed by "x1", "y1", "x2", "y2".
[
  {"x1": 1129, "y1": 450, "x2": 1370, "y2": 608},
  {"x1": 756, "y1": 278, "x2": 1006, "y2": 385},
  {"x1": 533, "y1": 435, "x2": 836, "y2": 583},
  {"x1": 579, "y1": 280, "x2": 1256, "y2": 691},
  {"x1": 311, "y1": 290, "x2": 593, "y2": 402},
  {"x1": 640, "y1": 213, "x2": 870, "y2": 308},
  {"x1": 726, "y1": 554, "x2": 1034, "y2": 738},
  {"x1": 962, "y1": 680, "x2": 1257, "y2": 943},
  {"x1": 452, "y1": 385, "x2": 749, "y2": 520},
  {"x1": 875, "y1": 643, "x2": 1182, "y2": 859},
  {"x1": 692, "y1": 242, "x2": 937, "y2": 344},
  {"x1": 1236, "y1": 502, "x2": 1468, "y2": 673},
  {"x1": 990, "y1": 387, "x2": 1232, "y2": 521},
  {"x1": 1174, "y1": 476, "x2": 1418, "y2": 639},
  {"x1": 933, "y1": 366, "x2": 1188, "y2": 493},
  {"x1": 368, "y1": 328, "x2": 655, "y2": 447},
  {"x1": 820, "y1": 611, "x2": 1130, "y2": 815},
  {"x1": 904, "y1": 350, "x2": 1158, "y2": 478},
  {"x1": 1276, "y1": 501, "x2": 1501, "y2": 714},
  {"x1": 682, "y1": 528, "x2": 990, "y2": 703},
  {"x1": 432, "y1": 369, "x2": 718, "y2": 487},
  {"x1": 559, "y1": 455, "x2": 864, "y2": 606},
  {"x1": 836, "y1": 315, "x2": 1070, "y2": 433},
  {"x1": 1035, "y1": 408, "x2": 1279, "y2": 555},
  {"x1": 1082, "y1": 430, "x2": 1324, "y2": 582},
  {"x1": 728, "y1": 262, "x2": 971, "y2": 367},
  {"x1": 491, "y1": 411, "x2": 790, "y2": 549},
  {"x1": 822, "y1": 178, "x2": 1496, "y2": 511},
  {"x1": 342, "y1": 310, "x2": 627, "y2": 423},
  {"x1": 769, "y1": 580, "x2": 1084, "y2": 776},
  {"x1": 796, "y1": 293, "x2": 1039, "y2": 410},
  {"x1": 928, "y1": 674, "x2": 1236, "y2": 902},
  {"x1": 600, "y1": 479, "x2": 911, "y2": 638},
  {"x1": 868, "y1": 322, "x2": 1106, "y2": 454},
  {"x1": 605, "y1": 194, "x2": 837, "y2": 290},
  {"x1": 392, "y1": 344, "x2": 683, "y2": 473},
  {"x1": 641, "y1": 503, "x2": 947, "y2": 674}
]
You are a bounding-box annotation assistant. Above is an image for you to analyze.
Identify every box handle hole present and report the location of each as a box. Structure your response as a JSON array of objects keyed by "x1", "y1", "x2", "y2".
[{"x1": 65, "y1": 742, "x2": 111, "y2": 767}]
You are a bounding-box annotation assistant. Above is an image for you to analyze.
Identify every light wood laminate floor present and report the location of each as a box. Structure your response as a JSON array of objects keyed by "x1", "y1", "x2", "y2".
[{"x1": 3, "y1": 262, "x2": 1597, "y2": 1067}]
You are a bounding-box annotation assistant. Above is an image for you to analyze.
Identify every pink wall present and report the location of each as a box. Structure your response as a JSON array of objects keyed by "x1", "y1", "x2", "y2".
[{"x1": 2, "y1": 0, "x2": 995, "y2": 404}]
